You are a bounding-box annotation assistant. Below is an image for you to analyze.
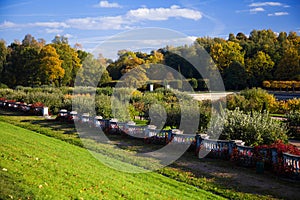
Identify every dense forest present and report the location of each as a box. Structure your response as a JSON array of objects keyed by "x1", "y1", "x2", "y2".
[{"x1": 0, "y1": 29, "x2": 299, "y2": 90}]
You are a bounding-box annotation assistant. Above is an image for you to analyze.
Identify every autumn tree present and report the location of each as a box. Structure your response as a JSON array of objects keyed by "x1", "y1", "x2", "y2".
[
  {"x1": 275, "y1": 47, "x2": 300, "y2": 80},
  {"x1": 39, "y1": 45, "x2": 64, "y2": 85},
  {"x1": 51, "y1": 36, "x2": 81, "y2": 86},
  {"x1": 210, "y1": 41, "x2": 245, "y2": 73},
  {"x1": 120, "y1": 66, "x2": 149, "y2": 89},
  {"x1": 1, "y1": 30, "x2": 299, "y2": 88},
  {"x1": 107, "y1": 51, "x2": 145, "y2": 80},
  {"x1": 195, "y1": 37, "x2": 217, "y2": 53},
  {"x1": 246, "y1": 51, "x2": 274, "y2": 86}
]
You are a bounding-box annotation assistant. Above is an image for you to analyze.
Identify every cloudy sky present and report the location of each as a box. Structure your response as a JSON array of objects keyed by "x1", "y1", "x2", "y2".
[{"x1": 0, "y1": 0, "x2": 299, "y2": 58}]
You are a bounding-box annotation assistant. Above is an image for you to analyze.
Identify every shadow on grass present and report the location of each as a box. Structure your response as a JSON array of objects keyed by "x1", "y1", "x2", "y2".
[
  {"x1": 78, "y1": 126, "x2": 167, "y2": 154},
  {"x1": 0, "y1": 170, "x2": 35, "y2": 200},
  {"x1": 21, "y1": 119, "x2": 77, "y2": 135}
]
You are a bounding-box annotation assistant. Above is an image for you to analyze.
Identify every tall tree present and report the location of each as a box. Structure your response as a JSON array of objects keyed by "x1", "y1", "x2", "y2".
[
  {"x1": 246, "y1": 51, "x2": 274, "y2": 86},
  {"x1": 76, "y1": 53, "x2": 111, "y2": 86},
  {"x1": 210, "y1": 41, "x2": 245, "y2": 73},
  {"x1": 107, "y1": 51, "x2": 145, "y2": 80},
  {"x1": 0, "y1": 40, "x2": 8, "y2": 82},
  {"x1": 2, "y1": 42, "x2": 20, "y2": 86},
  {"x1": 275, "y1": 47, "x2": 300, "y2": 80},
  {"x1": 223, "y1": 61, "x2": 247, "y2": 90},
  {"x1": 51, "y1": 39, "x2": 81, "y2": 86},
  {"x1": 3, "y1": 35, "x2": 42, "y2": 87},
  {"x1": 21, "y1": 34, "x2": 41, "y2": 86},
  {"x1": 39, "y1": 45, "x2": 64, "y2": 85}
]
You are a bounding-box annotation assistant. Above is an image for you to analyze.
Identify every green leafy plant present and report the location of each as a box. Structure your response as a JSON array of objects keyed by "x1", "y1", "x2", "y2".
[{"x1": 208, "y1": 108, "x2": 288, "y2": 146}]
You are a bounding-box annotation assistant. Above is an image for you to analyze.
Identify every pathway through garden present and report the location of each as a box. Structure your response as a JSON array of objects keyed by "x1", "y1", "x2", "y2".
[{"x1": 175, "y1": 155, "x2": 300, "y2": 200}]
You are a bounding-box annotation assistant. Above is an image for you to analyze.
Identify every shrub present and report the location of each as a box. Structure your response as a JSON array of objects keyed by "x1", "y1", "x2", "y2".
[
  {"x1": 96, "y1": 87, "x2": 113, "y2": 96},
  {"x1": 208, "y1": 108, "x2": 288, "y2": 146},
  {"x1": 286, "y1": 98, "x2": 300, "y2": 112},
  {"x1": 0, "y1": 88, "x2": 14, "y2": 97},
  {"x1": 262, "y1": 80, "x2": 271, "y2": 88},
  {"x1": 189, "y1": 78, "x2": 198, "y2": 89},
  {"x1": 95, "y1": 94, "x2": 113, "y2": 119},
  {"x1": 227, "y1": 88, "x2": 277, "y2": 113},
  {"x1": 0, "y1": 83, "x2": 9, "y2": 88},
  {"x1": 286, "y1": 111, "x2": 300, "y2": 137},
  {"x1": 226, "y1": 94, "x2": 247, "y2": 111},
  {"x1": 272, "y1": 98, "x2": 300, "y2": 114},
  {"x1": 264, "y1": 80, "x2": 300, "y2": 90}
]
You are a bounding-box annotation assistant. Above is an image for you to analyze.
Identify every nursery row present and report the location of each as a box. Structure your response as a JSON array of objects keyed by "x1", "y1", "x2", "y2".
[
  {"x1": 52, "y1": 108, "x2": 300, "y2": 180},
  {"x1": 0, "y1": 98, "x2": 46, "y2": 116},
  {"x1": 1, "y1": 97, "x2": 299, "y2": 180}
]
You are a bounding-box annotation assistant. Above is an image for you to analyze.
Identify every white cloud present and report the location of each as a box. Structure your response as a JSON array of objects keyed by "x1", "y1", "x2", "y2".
[
  {"x1": 237, "y1": 1, "x2": 289, "y2": 14},
  {"x1": 249, "y1": 2, "x2": 284, "y2": 7},
  {"x1": 65, "y1": 5, "x2": 202, "y2": 30},
  {"x1": 66, "y1": 16, "x2": 126, "y2": 30},
  {"x1": 268, "y1": 12, "x2": 288, "y2": 16},
  {"x1": 127, "y1": 5, "x2": 202, "y2": 21},
  {"x1": 0, "y1": 21, "x2": 17, "y2": 29},
  {"x1": 1, "y1": 21, "x2": 70, "y2": 31},
  {"x1": 45, "y1": 28, "x2": 63, "y2": 34},
  {"x1": 31, "y1": 22, "x2": 69, "y2": 28},
  {"x1": 63, "y1": 33, "x2": 73, "y2": 38},
  {"x1": 250, "y1": 7, "x2": 265, "y2": 13},
  {"x1": 1, "y1": 5, "x2": 202, "y2": 32},
  {"x1": 187, "y1": 36, "x2": 198, "y2": 42},
  {"x1": 94, "y1": 1, "x2": 121, "y2": 8}
]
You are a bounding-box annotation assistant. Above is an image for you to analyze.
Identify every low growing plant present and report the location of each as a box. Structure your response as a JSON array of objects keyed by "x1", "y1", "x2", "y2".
[{"x1": 208, "y1": 108, "x2": 288, "y2": 146}]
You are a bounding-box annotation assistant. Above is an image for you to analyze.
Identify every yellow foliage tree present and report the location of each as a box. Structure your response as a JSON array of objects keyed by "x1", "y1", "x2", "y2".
[
  {"x1": 210, "y1": 41, "x2": 245, "y2": 72},
  {"x1": 39, "y1": 45, "x2": 64, "y2": 85}
]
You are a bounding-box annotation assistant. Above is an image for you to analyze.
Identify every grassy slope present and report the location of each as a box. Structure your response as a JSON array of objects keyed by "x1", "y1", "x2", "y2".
[
  {"x1": 0, "y1": 112, "x2": 277, "y2": 199},
  {"x1": 0, "y1": 121, "x2": 223, "y2": 200}
]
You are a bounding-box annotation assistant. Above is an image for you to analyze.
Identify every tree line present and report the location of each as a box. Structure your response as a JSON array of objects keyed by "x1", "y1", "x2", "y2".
[
  {"x1": 0, "y1": 29, "x2": 299, "y2": 90},
  {"x1": 0, "y1": 35, "x2": 111, "y2": 88}
]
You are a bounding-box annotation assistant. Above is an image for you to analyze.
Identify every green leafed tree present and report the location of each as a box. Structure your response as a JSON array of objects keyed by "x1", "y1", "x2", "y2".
[
  {"x1": 0, "y1": 40, "x2": 8, "y2": 82},
  {"x1": 76, "y1": 53, "x2": 112, "y2": 87},
  {"x1": 246, "y1": 51, "x2": 274, "y2": 87},
  {"x1": 223, "y1": 61, "x2": 247, "y2": 90},
  {"x1": 3, "y1": 35, "x2": 41, "y2": 87},
  {"x1": 275, "y1": 47, "x2": 300, "y2": 80}
]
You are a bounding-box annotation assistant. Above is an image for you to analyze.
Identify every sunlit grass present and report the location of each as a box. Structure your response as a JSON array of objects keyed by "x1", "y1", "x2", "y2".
[
  {"x1": 0, "y1": 121, "x2": 223, "y2": 199},
  {"x1": 0, "y1": 110, "x2": 281, "y2": 199}
]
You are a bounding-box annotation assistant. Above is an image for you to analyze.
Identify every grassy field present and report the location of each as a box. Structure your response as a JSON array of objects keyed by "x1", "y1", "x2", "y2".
[
  {"x1": 0, "y1": 121, "x2": 224, "y2": 199},
  {"x1": 0, "y1": 110, "x2": 282, "y2": 199}
]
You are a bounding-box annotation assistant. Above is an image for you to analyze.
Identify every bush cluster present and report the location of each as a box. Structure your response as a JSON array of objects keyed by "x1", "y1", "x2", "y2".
[
  {"x1": 0, "y1": 87, "x2": 292, "y2": 146},
  {"x1": 208, "y1": 108, "x2": 288, "y2": 146},
  {"x1": 227, "y1": 88, "x2": 300, "y2": 113}
]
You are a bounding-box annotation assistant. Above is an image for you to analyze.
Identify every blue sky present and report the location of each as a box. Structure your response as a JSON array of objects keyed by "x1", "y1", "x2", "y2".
[{"x1": 0, "y1": 0, "x2": 299, "y2": 58}]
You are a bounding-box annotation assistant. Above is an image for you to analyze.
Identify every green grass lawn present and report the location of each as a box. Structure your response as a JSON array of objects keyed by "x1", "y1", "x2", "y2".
[
  {"x1": 0, "y1": 110, "x2": 281, "y2": 199},
  {"x1": 0, "y1": 121, "x2": 224, "y2": 199}
]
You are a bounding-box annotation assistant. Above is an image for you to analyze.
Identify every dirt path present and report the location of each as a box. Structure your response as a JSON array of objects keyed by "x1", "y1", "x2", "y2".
[{"x1": 175, "y1": 156, "x2": 300, "y2": 200}]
